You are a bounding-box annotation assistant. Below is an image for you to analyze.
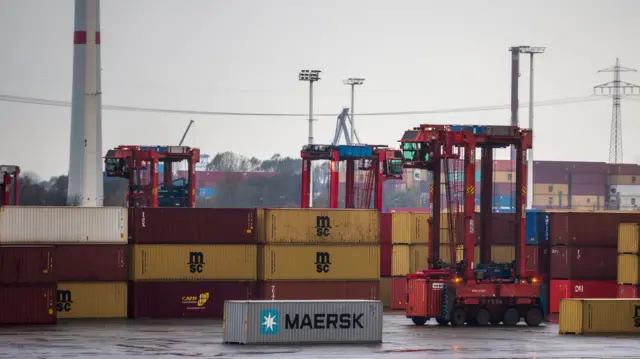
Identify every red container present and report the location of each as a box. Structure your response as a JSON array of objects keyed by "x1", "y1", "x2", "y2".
[
  {"x1": 129, "y1": 208, "x2": 260, "y2": 244},
  {"x1": 128, "y1": 281, "x2": 258, "y2": 319},
  {"x1": 0, "y1": 285, "x2": 56, "y2": 324},
  {"x1": 0, "y1": 246, "x2": 55, "y2": 284},
  {"x1": 618, "y1": 284, "x2": 640, "y2": 298},
  {"x1": 492, "y1": 160, "x2": 515, "y2": 172},
  {"x1": 549, "y1": 279, "x2": 617, "y2": 313},
  {"x1": 406, "y1": 278, "x2": 427, "y2": 317},
  {"x1": 55, "y1": 244, "x2": 127, "y2": 281},
  {"x1": 550, "y1": 246, "x2": 617, "y2": 280},
  {"x1": 380, "y1": 213, "x2": 392, "y2": 244},
  {"x1": 525, "y1": 245, "x2": 550, "y2": 275},
  {"x1": 549, "y1": 211, "x2": 640, "y2": 247},
  {"x1": 380, "y1": 243, "x2": 392, "y2": 276},
  {"x1": 568, "y1": 172, "x2": 607, "y2": 185},
  {"x1": 610, "y1": 163, "x2": 640, "y2": 175},
  {"x1": 567, "y1": 162, "x2": 609, "y2": 173},
  {"x1": 258, "y1": 281, "x2": 378, "y2": 300},
  {"x1": 569, "y1": 183, "x2": 607, "y2": 196},
  {"x1": 391, "y1": 277, "x2": 408, "y2": 310}
]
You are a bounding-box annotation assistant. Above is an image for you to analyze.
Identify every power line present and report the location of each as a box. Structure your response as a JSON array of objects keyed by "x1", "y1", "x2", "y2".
[{"x1": 0, "y1": 93, "x2": 608, "y2": 118}]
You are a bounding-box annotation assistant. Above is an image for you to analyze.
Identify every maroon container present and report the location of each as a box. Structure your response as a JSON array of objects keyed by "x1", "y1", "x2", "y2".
[
  {"x1": 257, "y1": 281, "x2": 379, "y2": 300},
  {"x1": 129, "y1": 208, "x2": 259, "y2": 244},
  {"x1": 380, "y1": 243, "x2": 392, "y2": 276},
  {"x1": 0, "y1": 284, "x2": 56, "y2": 324},
  {"x1": 525, "y1": 245, "x2": 550, "y2": 275},
  {"x1": 569, "y1": 183, "x2": 607, "y2": 196},
  {"x1": 567, "y1": 162, "x2": 609, "y2": 173},
  {"x1": 549, "y1": 211, "x2": 640, "y2": 247},
  {"x1": 55, "y1": 244, "x2": 127, "y2": 281},
  {"x1": 568, "y1": 172, "x2": 607, "y2": 185},
  {"x1": 0, "y1": 246, "x2": 55, "y2": 284},
  {"x1": 610, "y1": 164, "x2": 640, "y2": 175},
  {"x1": 533, "y1": 171, "x2": 569, "y2": 184},
  {"x1": 391, "y1": 277, "x2": 408, "y2": 310},
  {"x1": 127, "y1": 281, "x2": 258, "y2": 319},
  {"x1": 380, "y1": 213, "x2": 392, "y2": 244},
  {"x1": 550, "y1": 246, "x2": 617, "y2": 280}
]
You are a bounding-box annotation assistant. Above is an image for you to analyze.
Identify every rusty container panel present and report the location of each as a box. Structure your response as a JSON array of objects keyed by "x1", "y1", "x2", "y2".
[
  {"x1": 406, "y1": 278, "x2": 427, "y2": 317},
  {"x1": 618, "y1": 254, "x2": 640, "y2": 285},
  {"x1": 56, "y1": 282, "x2": 127, "y2": 319},
  {"x1": 0, "y1": 284, "x2": 56, "y2": 324},
  {"x1": 380, "y1": 243, "x2": 392, "y2": 276},
  {"x1": 55, "y1": 244, "x2": 127, "y2": 281},
  {"x1": 549, "y1": 211, "x2": 640, "y2": 247},
  {"x1": 618, "y1": 223, "x2": 640, "y2": 254},
  {"x1": 618, "y1": 284, "x2": 640, "y2": 298},
  {"x1": 550, "y1": 246, "x2": 617, "y2": 280},
  {"x1": 261, "y1": 209, "x2": 379, "y2": 244},
  {"x1": 257, "y1": 280, "x2": 379, "y2": 301},
  {"x1": 409, "y1": 244, "x2": 429, "y2": 273},
  {"x1": 127, "y1": 281, "x2": 258, "y2": 319},
  {"x1": 380, "y1": 277, "x2": 392, "y2": 307},
  {"x1": 129, "y1": 208, "x2": 259, "y2": 244},
  {"x1": 391, "y1": 276, "x2": 407, "y2": 310},
  {"x1": 0, "y1": 246, "x2": 55, "y2": 284}
]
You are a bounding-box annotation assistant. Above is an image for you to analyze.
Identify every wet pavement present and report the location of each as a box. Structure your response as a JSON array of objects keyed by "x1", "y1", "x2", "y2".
[{"x1": 1, "y1": 312, "x2": 639, "y2": 358}]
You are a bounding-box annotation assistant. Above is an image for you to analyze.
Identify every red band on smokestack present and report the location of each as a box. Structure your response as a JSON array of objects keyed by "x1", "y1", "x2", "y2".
[{"x1": 73, "y1": 31, "x2": 101, "y2": 45}]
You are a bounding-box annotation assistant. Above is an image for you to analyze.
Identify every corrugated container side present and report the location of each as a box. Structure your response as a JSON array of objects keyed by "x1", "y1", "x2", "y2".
[
  {"x1": 131, "y1": 244, "x2": 257, "y2": 281},
  {"x1": 380, "y1": 243, "x2": 392, "y2": 276},
  {"x1": 391, "y1": 245, "x2": 409, "y2": 276},
  {"x1": 409, "y1": 244, "x2": 429, "y2": 273},
  {"x1": 569, "y1": 173, "x2": 607, "y2": 185},
  {"x1": 222, "y1": 301, "x2": 247, "y2": 344},
  {"x1": 559, "y1": 299, "x2": 640, "y2": 334},
  {"x1": 391, "y1": 277, "x2": 407, "y2": 310},
  {"x1": 549, "y1": 211, "x2": 640, "y2": 247},
  {"x1": 412, "y1": 213, "x2": 430, "y2": 244},
  {"x1": 610, "y1": 175, "x2": 640, "y2": 185},
  {"x1": 390, "y1": 212, "x2": 411, "y2": 244},
  {"x1": 618, "y1": 254, "x2": 640, "y2": 285},
  {"x1": 570, "y1": 184, "x2": 607, "y2": 197},
  {"x1": 491, "y1": 245, "x2": 515, "y2": 263},
  {"x1": 379, "y1": 277, "x2": 392, "y2": 307},
  {"x1": 0, "y1": 284, "x2": 56, "y2": 324},
  {"x1": 55, "y1": 244, "x2": 127, "y2": 282},
  {"x1": 0, "y1": 246, "x2": 55, "y2": 284},
  {"x1": 533, "y1": 194, "x2": 567, "y2": 208},
  {"x1": 570, "y1": 195, "x2": 599, "y2": 208},
  {"x1": 257, "y1": 280, "x2": 379, "y2": 301},
  {"x1": 259, "y1": 244, "x2": 379, "y2": 280},
  {"x1": 526, "y1": 245, "x2": 550, "y2": 275},
  {"x1": 130, "y1": 208, "x2": 259, "y2": 244},
  {"x1": 0, "y1": 207, "x2": 127, "y2": 244},
  {"x1": 380, "y1": 213, "x2": 392, "y2": 244},
  {"x1": 618, "y1": 284, "x2": 640, "y2": 298},
  {"x1": 550, "y1": 246, "x2": 617, "y2": 280},
  {"x1": 549, "y1": 279, "x2": 618, "y2": 313},
  {"x1": 56, "y1": 282, "x2": 127, "y2": 319},
  {"x1": 533, "y1": 171, "x2": 569, "y2": 184},
  {"x1": 618, "y1": 223, "x2": 640, "y2": 254},
  {"x1": 128, "y1": 281, "x2": 258, "y2": 319},
  {"x1": 533, "y1": 183, "x2": 569, "y2": 195}
]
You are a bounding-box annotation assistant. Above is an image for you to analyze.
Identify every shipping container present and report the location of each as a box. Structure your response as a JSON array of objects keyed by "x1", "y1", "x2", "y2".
[
  {"x1": 618, "y1": 284, "x2": 640, "y2": 299},
  {"x1": 391, "y1": 244, "x2": 410, "y2": 276},
  {"x1": 533, "y1": 183, "x2": 569, "y2": 195},
  {"x1": 0, "y1": 284, "x2": 56, "y2": 324},
  {"x1": 618, "y1": 254, "x2": 640, "y2": 285},
  {"x1": 568, "y1": 172, "x2": 607, "y2": 185},
  {"x1": 391, "y1": 276, "x2": 407, "y2": 310},
  {"x1": 610, "y1": 175, "x2": 640, "y2": 185},
  {"x1": 526, "y1": 245, "x2": 550, "y2": 275},
  {"x1": 0, "y1": 246, "x2": 55, "y2": 284},
  {"x1": 609, "y1": 163, "x2": 640, "y2": 176},
  {"x1": 492, "y1": 171, "x2": 514, "y2": 183},
  {"x1": 258, "y1": 280, "x2": 379, "y2": 301},
  {"x1": 568, "y1": 162, "x2": 610, "y2": 173},
  {"x1": 569, "y1": 183, "x2": 607, "y2": 197},
  {"x1": 128, "y1": 281, "x2": 258, "y2": 319},
  {"x1": 533, "y1": 170, "x2": 569, "y2": 184},
  {"x1": 619, "y1": 223, "x2": 640, "y2": 254},
  {"x1": 56, "y1": 244, "x2": 127, "y2": 282},
  {"x1": 570, "y1": 195, "x2": 600, "y2": 209},
  {"x1": 380, "y1": 243, "x2": 391, "y2": 276},
  {"x1": 131, "y1": 244, "x2": 257, "y2": 281},
  {"x1": 550, "y1": 246, "x2": 617, "y2": 280},
  {"x1": 611, "y1": 184, "x2": 640, "y2": 196},
  {"x1": 0, "y1": 206, "x2": 127, "y2": 244},
  {"x1": 223, "y1": 300, "x2": 383, "y2": 344},
  {"x1": 379, "y1": 277, "x2": 392, "y2": 307},
  {"x1": 258, "y1": 244, "x2": 379, "y2": 281},
  {"x1": 559, "y1": 298, "x2": 640, "y2": 335},
  {"x1": 129, "y1": 208, "x2": 259, "y2": 244},
  {"x1": 549, "y1": 211, "x2": 640, "y2": 247},
  {"x1": 533, "y1": 194, "x2": 567, "y2": 208},
  {"x1": 56, "y1": 282, "x2": 127, "y2": 319},
  {"x1": 410, "y1": 244, "x2": 429, "y2": 272},
  {"x1": 616, "y1": 195, "x2": 640, "y2": 211},
  {"x1": 549, "y1": 279, "x2": 617, "y2": 313},
  {"x1": 526, "y1": 210, "x2": 550, "y2": 246},
  {"x1": 260, "y1": 209, "x2": 379, "y2": 244},
  {"x1": 380, "y1": 212, "x2": 429, "y2": 244}
]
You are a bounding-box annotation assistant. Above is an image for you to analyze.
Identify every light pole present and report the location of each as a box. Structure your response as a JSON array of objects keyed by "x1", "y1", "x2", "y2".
[
  {"x1": 518, "y1": 46, "x2": 545, "y2": 209},
  {"x1": 343, "y1": 78, "x2": 365, "y2": 144},
  {"x1": 299, "y1": 69, "x2": 321, "y2": 207}
]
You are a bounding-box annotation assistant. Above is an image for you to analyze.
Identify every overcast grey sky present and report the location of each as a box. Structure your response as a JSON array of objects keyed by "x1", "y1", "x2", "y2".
[{"x1": 1, "y1": 0, "x2": 640, "y2": 178}]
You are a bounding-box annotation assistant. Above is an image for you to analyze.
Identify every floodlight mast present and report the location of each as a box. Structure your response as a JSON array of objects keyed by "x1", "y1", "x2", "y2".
[
  {"x1": 299, "y1": 69, "x2": 322, "y2": 207},
  {"x1": 343, "y1": 78, "x2": 365, "y2": 142}
]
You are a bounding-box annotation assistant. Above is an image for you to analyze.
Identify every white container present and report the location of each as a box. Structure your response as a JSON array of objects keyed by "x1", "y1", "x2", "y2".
[
  {"x1": 223, "y1": 300, "x2": 383, "y2": 344},
  {"x1": 0, "y1": 206, "x2": 127, "y2": 244}
]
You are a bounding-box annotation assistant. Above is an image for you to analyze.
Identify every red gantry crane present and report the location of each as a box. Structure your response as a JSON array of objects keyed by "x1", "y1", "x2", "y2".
[{"x1": 400, "y1": 124, "x2": 543, "y2": 327}]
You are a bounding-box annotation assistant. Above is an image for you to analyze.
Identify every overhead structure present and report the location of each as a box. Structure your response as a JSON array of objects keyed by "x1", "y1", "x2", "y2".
[
  {"x1": 0, "y1": 165, "x2": 20, "y2": 206},
  {"x1": 332, "y1": 108, "x2": 361, "y2": 145},
  {"x1": 67, "y1": 0, "x2": 104, "y2": 207},
  {"x1": 104, "y1": 146, "x2": 200, "y2": 208},
  {"x1": 593, "y1": 59, "x2": 640, "y2": 164},
  {"x1": 299, "y1": 69, "x2": 322, "y2": 207},
  {"x1": 343, "y1": 78, "x2": 365, "y2": 141}
]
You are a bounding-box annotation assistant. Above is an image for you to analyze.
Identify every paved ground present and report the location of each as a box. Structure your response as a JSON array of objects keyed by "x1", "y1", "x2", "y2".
[{"x1": 1, "y1": 313, "x2": 639, "y2": 358}]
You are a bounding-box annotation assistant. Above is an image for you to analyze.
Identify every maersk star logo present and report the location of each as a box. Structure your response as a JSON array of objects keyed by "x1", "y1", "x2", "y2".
[{"x1": 260, "y1": 309, "x2": 279, "y2": 335}]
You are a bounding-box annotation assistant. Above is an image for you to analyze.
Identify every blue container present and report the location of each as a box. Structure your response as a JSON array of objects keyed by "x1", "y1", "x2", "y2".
[
  {"x1": 337, "y1": 145, "x2": 373, "y2": 159},
  {"x1": 475, "y1": 170, "x2": 481, "y2": 182},
  {"x1": 539, "y1": 211, "x2": 550, "y2": 244},
  {"x1": 450, "y1": 125, "x2": 487, "y2": 135},
  {"x1": 525, "y1": 210, "x2": 551, "y2": 245},
  {"x1": 198, "y1": 187, "x2": 216, "y2": 198},
  {"x1": 540, "y1": 282, "x2": 549, "y2": 315},
  {"x1": 158, "y1": 163, "x2": 164, "y2": 173}
]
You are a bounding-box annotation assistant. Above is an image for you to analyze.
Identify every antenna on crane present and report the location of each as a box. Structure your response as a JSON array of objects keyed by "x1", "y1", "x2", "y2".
[
  {"x1": 332, "y1": 108, "x2": 361, "y2": 145},
  {"x1": 179, "y1": 119, "x2": 195, "y2": 146}
]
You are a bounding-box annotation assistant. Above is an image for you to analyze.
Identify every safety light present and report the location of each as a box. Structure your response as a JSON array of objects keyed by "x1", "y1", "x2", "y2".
[{"x1": 451, "y1": 277, "x2": 462, "y2": 284}]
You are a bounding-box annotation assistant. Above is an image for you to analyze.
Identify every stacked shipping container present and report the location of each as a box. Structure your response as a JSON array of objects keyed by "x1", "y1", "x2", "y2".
[
  {"x1": 127, "y1": 208, "x2": 259, "y2": 318},
  {"x1": 524, "y1": 210, "x2": 551, "y2": 314},
  {"x1": 617, "y1": 223, "x2": 640, "y2": 298}
]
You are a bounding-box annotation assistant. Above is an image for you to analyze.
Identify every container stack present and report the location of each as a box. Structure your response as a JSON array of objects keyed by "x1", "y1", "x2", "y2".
[
  {"x1": 257, "y1": 209, "x2": 380, "y2": 302},
  {"x1": 548, "y1": 211, "x2": 621, "y2": 314},
  {"x1": 524, "y1": 210, "x2": 551, "y2": 314},
  {"x1": 617, "y1": 223, "x2": 640, "y2": 298},
  {"x1": 127, "y1": 208, "x2": 259, "y2": 319}
]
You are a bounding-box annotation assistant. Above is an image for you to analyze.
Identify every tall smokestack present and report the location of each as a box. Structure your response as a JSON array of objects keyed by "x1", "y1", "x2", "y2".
[{"x1": 67, "y1": 0, "x2": 103, "y2": 206}]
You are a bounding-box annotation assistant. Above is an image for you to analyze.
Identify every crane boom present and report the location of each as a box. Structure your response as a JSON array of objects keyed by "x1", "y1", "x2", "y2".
[{"x1": 179, "y1": 120, "x2": 195, "y2": 146}]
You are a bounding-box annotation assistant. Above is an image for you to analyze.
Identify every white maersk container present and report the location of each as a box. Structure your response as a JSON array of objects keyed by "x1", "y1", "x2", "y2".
[
  {"x1": 0, "y1": 206, "x2": 127, "y2": 244},
  {"x1": 223, "y1": 300, "x2": 383, "y2": 344}
]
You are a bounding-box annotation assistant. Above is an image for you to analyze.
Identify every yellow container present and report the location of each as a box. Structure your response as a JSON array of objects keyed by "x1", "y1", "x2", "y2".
[
  {"x1": 533, "y1": 183, "x2": 569, "y2": 195},
  {"x1": 619, "y1": 223, "x2": 640, "y2": 254},
  {"x1": 391, "y1": 244, "x2": 410, "y2": 276},
  {"x1": 571, "y1": 195, "x2": 599, "y2": 208},
  {"x1": 559, "y1": 298, "x2": 640, "y2": 335},
  {"x1": 439, "y1": 244, "x2": 462, "y2": 264},
  {"x1": 379, "y1": 277, "x2": 392, "y2": 308},
  {"x1": 492, "y1": 245, "x2": 516, "y2": 263},
  {"x1": 260, "y1": 209, "x2": 379, "y2": 244},
  {"x1": 258, "y1": 244, "x2": 379, "y2": 280},
  {"x1": 610, "y1": 175, "x2": 640, "y2": 185},
  {"x1": 57, "y1": 282, "x2": 127, "y2": 319},
  {"x1": 618, "y1": 254, "x2": 640, "y2": 285},
  {"x1": 410, "y1": 244, "x2": 429, "y2": 273},
  {"x1": 533, "y1": 194, "x2": 567, "y2": 207},
  {"x1": 131, "y1": 244, "x2": 257, "y2": 281},
  {"x1": 493, "y1": 171, "x2": 514, "y2": 183},
  {"x1": 389, "y1": 213, "x2": 429, "y2": 244}
]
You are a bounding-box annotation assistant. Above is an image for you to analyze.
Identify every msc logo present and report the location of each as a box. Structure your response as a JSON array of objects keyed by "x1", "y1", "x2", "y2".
[
  {"x1": 634, "y1": 305, "x2": 640, "y2": 328},
  {"x1": 57, "y1": 290, "x2": 73, "y2": 312},
  {"x1": 315, "y1": 216, "x2": 331, "y2": 237},
  {"x1": 188, "y1": 252, "x2": 205, "y2": 273},
  {"x1": 315, "y1": 251, "x2": 331, "y2": 273},
  {"x1": 260, "y1": 309, "x2": 279, "y2": 335}
]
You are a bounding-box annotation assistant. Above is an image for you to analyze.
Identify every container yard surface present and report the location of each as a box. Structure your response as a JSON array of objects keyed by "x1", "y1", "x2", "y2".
[{"x1": 4, "y1": 314, "x2": 640, "y2": 358}]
